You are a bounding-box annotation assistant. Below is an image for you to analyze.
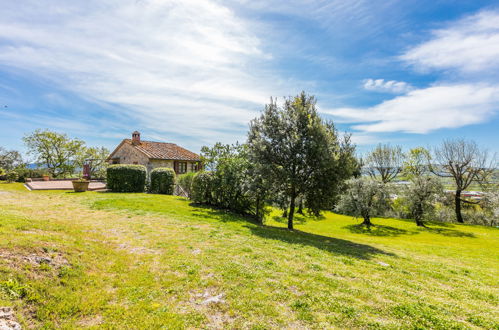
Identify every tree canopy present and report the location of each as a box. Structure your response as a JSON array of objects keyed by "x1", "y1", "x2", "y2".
[{"x1": 247, "y1": 92, "x2": 357, "y2": 229}]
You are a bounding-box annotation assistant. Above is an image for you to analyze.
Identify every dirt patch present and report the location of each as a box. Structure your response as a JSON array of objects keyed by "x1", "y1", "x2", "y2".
[
  {"x1": 0, "y1": 307, "x2": 21, "y2": 330},
  {"x1": 116, "y1": 243, "x2": 157, "y2": 255},
  {"x1": 0, "y1": 248, "x2": 70, "y2": 275}
]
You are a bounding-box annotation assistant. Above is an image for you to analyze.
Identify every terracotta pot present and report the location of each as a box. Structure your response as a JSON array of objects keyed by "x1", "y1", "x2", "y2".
[
  {"x1": 42, "y1": 175, "x2": 50, "y2": 181},
  {"x1": 72, "y1": 180, "x2": 90, "y2": 192}
]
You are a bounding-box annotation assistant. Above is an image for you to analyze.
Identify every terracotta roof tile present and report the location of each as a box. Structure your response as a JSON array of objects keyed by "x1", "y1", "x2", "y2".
[{"x1": 124, "y1": 139, "x2": 200, "y2": 161}]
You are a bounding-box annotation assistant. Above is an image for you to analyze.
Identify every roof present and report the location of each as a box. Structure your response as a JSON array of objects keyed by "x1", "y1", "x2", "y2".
[{"x1": 108, "y1": 139, "x2": 201, "y2": 161}]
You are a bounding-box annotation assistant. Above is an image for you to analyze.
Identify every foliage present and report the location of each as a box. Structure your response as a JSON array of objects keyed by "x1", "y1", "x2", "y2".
[
  {"x1": 77, "y1": 146, "x2": 110, "y2": 179},
  {"x1": 23, "y1": 129, "x2": 85, "y2": 178},
  {"x1": 336, "y1": 177, "x2": 390, "y2": 227},
  {"x1": 0, "y1": 147, "x2": 24, "y2": 170},
  {"x1": 0, "y1": 167, "x2": 5, "y2": 178},
  {"x1": 12, "y1": 167, "x2": 46, "y2": 182},
  {"x1": 106, "y1": 164, "x2": 146, "y2": 192},
  {"x1": 401, "y1": 177, "x2": 443, "y2": 227},
  {"x1": 364, "y1": 143, "x2": 404, "y2": 183},
  {"x1": 248, "y1": 92, "x2": 357, "y2": 229},
  {"x1": 150, "y1": 167, "x2": 175, "y2": 194},
  {"x1": 176, "y1": 172, "x2": 196, "y2": 198},
  {"x1": 402, "y1": 147, "x2": 431, "y2": 178},
  {"x1": 191, "y1": 171, "x2": 214, "y2": 204},
  {"x1": 431, "y1": 139, "x2": 494, "y2": 223},
  {"x1": 5, "y1": 170, "x2": 19, "y2": 183},
  {"x1": 200, "y1": 143, "x2": 255, "y2": 215}
]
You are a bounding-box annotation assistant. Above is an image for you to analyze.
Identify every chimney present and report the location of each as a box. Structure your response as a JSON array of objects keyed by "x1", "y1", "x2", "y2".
[{"x1": 132, "y1": 131, "x2": 141, "y2": 145}]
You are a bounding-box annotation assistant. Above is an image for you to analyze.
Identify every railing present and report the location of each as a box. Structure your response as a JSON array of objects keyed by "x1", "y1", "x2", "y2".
[{"x1": 174, "y1": 184, "x2": 189, "y2": 198}]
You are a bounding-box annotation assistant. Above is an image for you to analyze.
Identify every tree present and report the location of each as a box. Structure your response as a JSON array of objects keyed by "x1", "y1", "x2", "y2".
[
  {"x1": 200, "y1": 142, "x2": 255, "y2": 215},
  {"x1": 336, "y1": 177, "x2": 390, "y2": 227},
  {"x1": 402, "y1": 147, "x2": 442, "y2": 227},
  {"x1": 247, "y1": 92, "x2": 356, "y2": 229},
  {"x1": 0, "y1": 147, "x2": 24, "y2": 170},
  {"x1": 23, "y1": 129, "x2": 85, "y2": 178},
  {"x1": 364, "y1": 144, "x2": 404, "y2": 183},
  {"x1": 77, "y1": 146, "x2": 110, "y2": 178},
  {"x1": 431, "y1": 139, "x2": 494, "y2": 223}
]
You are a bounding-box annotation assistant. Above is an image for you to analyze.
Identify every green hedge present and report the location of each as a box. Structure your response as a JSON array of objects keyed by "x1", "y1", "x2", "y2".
[
  {"x1": 107, "y1": 164, "x2": 146, "y2": 192},
  {"x1": 191, "y1": 171, "x2": 214, "y2": 204},
  {"x1": 150, "y1": 167, "x2": 175, "y2": 194}
]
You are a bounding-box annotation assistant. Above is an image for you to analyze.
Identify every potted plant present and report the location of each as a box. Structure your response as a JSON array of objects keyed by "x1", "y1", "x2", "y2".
[
  {"x1": 42, "y1": 173, "x2": 50, "y2": 181},
  {"x1": 72, "y1": 178, "x2": 90, "y2": 192}
]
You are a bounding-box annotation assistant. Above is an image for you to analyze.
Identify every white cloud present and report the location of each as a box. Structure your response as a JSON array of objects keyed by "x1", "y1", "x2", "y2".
[
  {"x1": 0, "y1": 0, "x2": 296, "y2": 145},
  {"x1": 323, "y1": 84, "x2": 499, "y2": 133},
  {"x1": 363, "y1": 79, "x2": 413, "y2": 94},
  {"x1": 400, "y1": 10, "x2": 499, "y2": 73}
]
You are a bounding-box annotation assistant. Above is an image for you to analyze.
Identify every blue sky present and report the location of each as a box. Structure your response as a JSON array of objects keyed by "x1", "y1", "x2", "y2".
[{"x1": 1, "y1": 0, "x2": 498, "y2": 158}]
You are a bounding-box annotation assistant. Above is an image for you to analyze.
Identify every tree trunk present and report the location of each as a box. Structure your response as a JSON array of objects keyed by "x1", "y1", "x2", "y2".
[
  {"x1": 361, "y1": 215, "x2": 372, "y2": 227},
  {"x1": 415, "y1": 204, "x2": 426, "y2": 227},
  {"x1": 288, "y1": 189, "x2": 296, "y2": 230},
  {"x1": 282, "y1": 209, "x2": 288, "y2": 218},
  {"x1": 298, "y1": 199, "x2": 304, "y2": 215},
  {"x1": 455, "y1": 189, "x2": 464, "y2": 223}
]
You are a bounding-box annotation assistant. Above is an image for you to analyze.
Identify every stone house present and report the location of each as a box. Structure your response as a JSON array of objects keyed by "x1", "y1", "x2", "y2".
[{"x1": 107, "y1": 131, "x2": 201, "y2": 174}]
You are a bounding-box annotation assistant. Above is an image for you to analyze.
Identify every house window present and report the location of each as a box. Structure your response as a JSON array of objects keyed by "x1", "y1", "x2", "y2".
[
  {"x1": 112, "y1": 158, "x2": 120, "y2": 164},
  {"x1": 191, "y1": 163, "x2": 198, "y2": 172},
  {"x1": 178, "y1": 162, "x2": 187, "y2": 174},
  {"x1": 133, "y1": 161, "x2": 138, "y2": 165}
]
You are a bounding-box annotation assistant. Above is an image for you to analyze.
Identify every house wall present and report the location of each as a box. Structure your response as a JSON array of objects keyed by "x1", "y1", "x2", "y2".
[
  {"x1": 108, "y1": 143, "x2": 150, "y2": 167},
  {"x1": 109, "y1": 144, "x2": 199, "y2": 174}
]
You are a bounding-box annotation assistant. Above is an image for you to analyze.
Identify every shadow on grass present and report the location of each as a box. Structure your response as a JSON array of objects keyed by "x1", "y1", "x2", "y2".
[
  {"x1": 272, "y1": 213, "x2": 326, "y2": 225},
  {"x1": 343, "y1": 224, "x2": 417, "y2": 237},
  {"x1": 247, "y1": 225, "x2": 396, "y2": 260},
  {"x1": 423, "y1": 227, "x2": 475, "y2": 238},
  {"x1": 190, "y1": 203, "x2": 258, "y2": 224}
]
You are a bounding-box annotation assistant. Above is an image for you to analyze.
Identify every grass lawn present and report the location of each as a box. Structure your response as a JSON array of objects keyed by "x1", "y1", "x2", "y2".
[{"x1": 0, "y1": 182, "x2": 498, "y2": 328}]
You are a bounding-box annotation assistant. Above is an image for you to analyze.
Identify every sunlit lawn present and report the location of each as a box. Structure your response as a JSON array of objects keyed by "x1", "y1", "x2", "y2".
[{"x1": 0, "y1": 182, "x2": 498, "y2": 328}]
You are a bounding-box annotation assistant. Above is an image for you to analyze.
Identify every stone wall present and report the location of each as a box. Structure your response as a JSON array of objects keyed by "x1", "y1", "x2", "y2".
[{"x1": 109, "y1": 144, "x2": 199, "y2": 174}]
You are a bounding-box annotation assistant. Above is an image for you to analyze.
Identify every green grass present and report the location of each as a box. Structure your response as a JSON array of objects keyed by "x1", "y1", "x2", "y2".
[{"x1": 0, "y1": 182, "x2": 498, "y2": 328}]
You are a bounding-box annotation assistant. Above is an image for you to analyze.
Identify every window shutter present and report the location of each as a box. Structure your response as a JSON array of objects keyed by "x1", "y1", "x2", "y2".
[{"x1": 174, "y1": 161, "x2": 178, "y2": 174}]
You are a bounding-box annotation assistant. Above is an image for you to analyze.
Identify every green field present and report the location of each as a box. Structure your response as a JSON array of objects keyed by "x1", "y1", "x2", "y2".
[{"x1": 0, "y1": 182, "x2": 498, "y2": 328}]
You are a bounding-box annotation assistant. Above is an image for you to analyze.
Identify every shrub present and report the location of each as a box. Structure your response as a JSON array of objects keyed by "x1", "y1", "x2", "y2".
[
  {"x1": 191, "y1": 171, "x2": 214, "y2": 204},
  {"x1": 6, "y1": 171, "x2": 19, "y2": 183},
  {"x1": 13, "y1": 168, "x2": 46, "y2": 182},
  {"x1": 177, "y1": 172, "x2": 196, "y2": 198},
  {"x1": 107, "y1": 164, "x2": 146, "y2": 192},
  {"x1": 150, "y1": 167, "x2": 175, "y2": 194}
]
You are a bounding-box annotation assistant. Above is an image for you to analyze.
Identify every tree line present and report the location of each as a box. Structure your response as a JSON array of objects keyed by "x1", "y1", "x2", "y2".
[
  {"x1": 0, "y1": 129, "x2": 109, "y2": 181},
  {"x1": 180, "y1": 92, "x2": 497, "y2": 228}
]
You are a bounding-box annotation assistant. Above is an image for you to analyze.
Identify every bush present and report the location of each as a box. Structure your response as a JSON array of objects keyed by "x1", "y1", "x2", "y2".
[
  {"x1": 177, "y1": 172, "x2": 196, "y2": 198},
  {"x1": 107, "y1": 164, "x2": 146, "y2": 192},
  {"x1": 13, "y1": 168, "x2": 46, "y2": 182},
  {"x1": 150, "y1": 167, "x2": 175, "y2": 194},
  {"x1": 191, "y1": 171, "x2": 214, "y2": 204},
  {"x1": 6, "y1": 171, "x2": 19, "y2": 183}
]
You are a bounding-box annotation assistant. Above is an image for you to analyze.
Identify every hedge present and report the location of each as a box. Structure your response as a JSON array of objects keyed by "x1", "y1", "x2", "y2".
[
  {"x1": 107, "y1": 164, "x2": 146, "y2": 192},
  {"x1": 150, "y1": 167, "x2": 175, "y2": 194},
  {"x1": 191, "y1": 171, "x2": 214, "y2": 204}
]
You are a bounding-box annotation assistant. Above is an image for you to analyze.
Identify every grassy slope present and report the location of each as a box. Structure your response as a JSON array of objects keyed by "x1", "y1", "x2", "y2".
[{"x1": 0, "y1": 182, "x2": 497, "y2": 329}]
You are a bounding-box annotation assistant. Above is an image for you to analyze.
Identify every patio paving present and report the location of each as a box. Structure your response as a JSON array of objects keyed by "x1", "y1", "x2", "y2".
[{"x1": 26, "y1": 180, "x2": 106, "y2": 191}]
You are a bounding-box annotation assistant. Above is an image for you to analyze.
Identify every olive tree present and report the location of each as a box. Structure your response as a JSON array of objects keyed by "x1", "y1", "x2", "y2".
[
  {"x1": 336, "y1": 177, "x2": 390, "y2": 227},
  {"x1": 364, "y1": 144, "x2": 404, "y2": 183},
  {"x1": 248, "y1": 92, "x2": 357, "y2": 229},
  {"x1": 431, "y1": 139, "x2": 494, "y2": 223},
  {"x1": 402, "y1": 148, "x2": 442, "y2": 227},
  {"x1": 0, "y1": 147, "x2": 24, "y2": 170}
]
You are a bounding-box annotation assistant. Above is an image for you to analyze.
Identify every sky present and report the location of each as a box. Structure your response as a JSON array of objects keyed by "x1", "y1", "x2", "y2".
[{"x1": 1, "y1": 0, "x2": 498, "y2": 158}]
